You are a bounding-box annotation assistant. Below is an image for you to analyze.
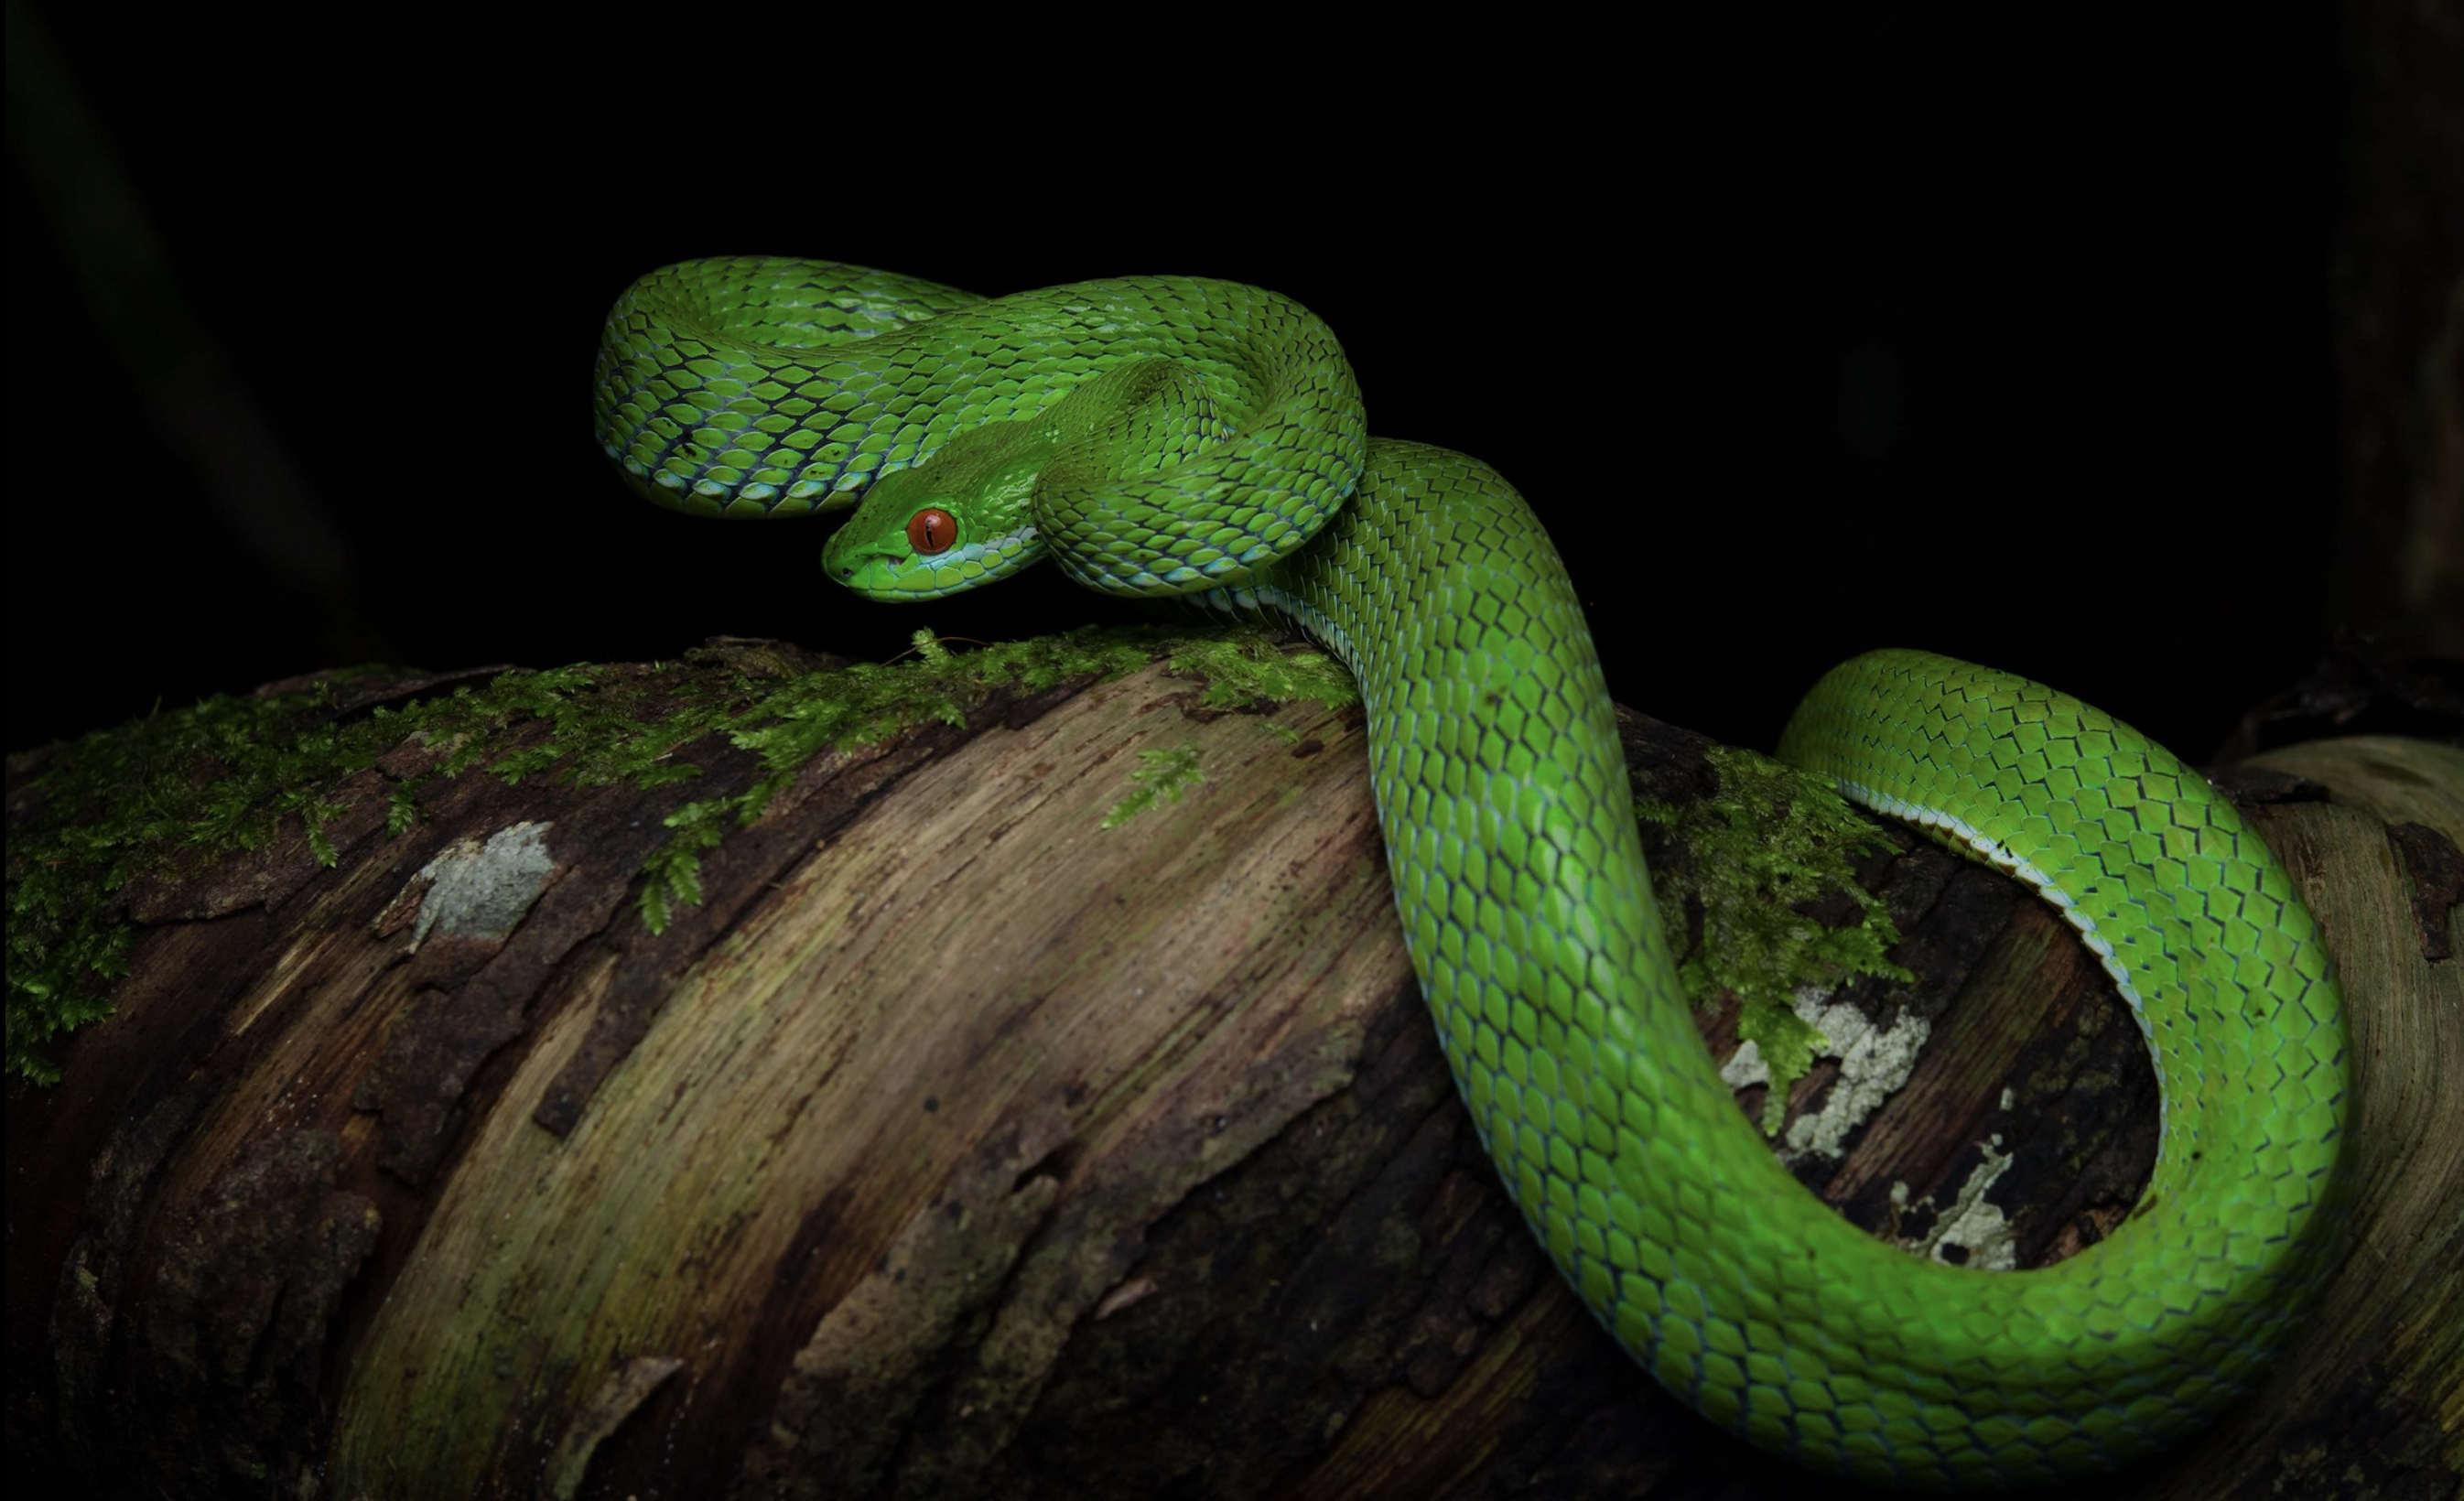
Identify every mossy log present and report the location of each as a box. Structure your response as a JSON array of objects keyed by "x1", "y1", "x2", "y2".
[{"x1": 5, "y1": 640, "x2": 2456, "y2": 1499}]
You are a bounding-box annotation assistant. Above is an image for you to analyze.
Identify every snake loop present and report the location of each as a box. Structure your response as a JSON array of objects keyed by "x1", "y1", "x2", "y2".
[{"x1": 595, "y1": 259, "x2": 2349, "y2": 1487}]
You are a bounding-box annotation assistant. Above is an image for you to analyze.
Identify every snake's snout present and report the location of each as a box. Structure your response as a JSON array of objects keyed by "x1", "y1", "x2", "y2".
[{"x1": 819, "y1": 529, "x2": 887, "y2": 585}]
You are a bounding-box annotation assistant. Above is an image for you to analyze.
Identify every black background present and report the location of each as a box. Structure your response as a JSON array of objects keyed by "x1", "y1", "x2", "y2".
[{"x1": 5, "y1": 10, "x2": 2340, "y2": 759}]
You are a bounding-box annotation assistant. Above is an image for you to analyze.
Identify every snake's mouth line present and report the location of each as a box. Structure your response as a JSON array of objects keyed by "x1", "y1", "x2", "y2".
[{"x1": 824, "y1": 519, "x2": 1043, "y2": 603}]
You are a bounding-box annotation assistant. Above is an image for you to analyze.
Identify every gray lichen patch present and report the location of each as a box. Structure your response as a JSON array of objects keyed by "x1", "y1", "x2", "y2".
[
  {"x1": 408, "y1": 822, "x2": 557, "y2": 947},
  {"x1": 1889, "y1": 1139, "x2": 2019, "y2": 1270},
  {"x1": 1720, "y1": 986, "x2": 1930, "y2": 1150}
]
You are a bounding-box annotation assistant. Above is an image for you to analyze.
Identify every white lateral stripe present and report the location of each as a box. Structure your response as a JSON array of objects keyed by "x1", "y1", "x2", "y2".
[{"x1": 1834, "y1": 780, "x2": 2150, "y2": 1024}]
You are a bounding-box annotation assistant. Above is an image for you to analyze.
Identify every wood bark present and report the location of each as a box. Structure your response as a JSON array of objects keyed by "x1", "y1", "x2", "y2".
[{"x1": 5, "y1": 646, "x2": 2457, "y2": 1499}]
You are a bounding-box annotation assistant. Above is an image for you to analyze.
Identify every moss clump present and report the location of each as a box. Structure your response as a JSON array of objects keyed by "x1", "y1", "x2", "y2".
[
  {"x1": 1635, "y1": 745, "x2": 1914, "y2": 1129},
  {"x1": 6, "y1": 627, "x2": 1310, "y2": 1083},
  {"x1": 1101, "y1": 749, "x2": 1207, "y2": 829},
  {"x1": 1160, "y1": 635, "x2": 1356, "y2": 716}
]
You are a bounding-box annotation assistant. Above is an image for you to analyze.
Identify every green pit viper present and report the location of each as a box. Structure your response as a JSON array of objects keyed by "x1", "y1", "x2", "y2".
[{"x1": 592, "y1": 258, "x2": 2349, "y2": 1488}]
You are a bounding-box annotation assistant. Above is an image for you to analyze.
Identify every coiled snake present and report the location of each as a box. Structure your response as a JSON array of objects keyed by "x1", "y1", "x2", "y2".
[{"x1": 592, "y1": 258, "x2": 2348, "y2": 1487}]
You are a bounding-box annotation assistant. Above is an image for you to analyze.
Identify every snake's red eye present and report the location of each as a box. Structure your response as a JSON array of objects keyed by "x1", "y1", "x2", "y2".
[{"x1": 905, "y1": 508, "x2": 957, "y2": 556}]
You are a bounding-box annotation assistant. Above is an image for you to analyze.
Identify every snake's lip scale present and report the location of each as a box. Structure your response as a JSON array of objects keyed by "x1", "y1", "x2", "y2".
[{"x1": 594, "y1": 259, "x2": 2352, "y2": 1488}]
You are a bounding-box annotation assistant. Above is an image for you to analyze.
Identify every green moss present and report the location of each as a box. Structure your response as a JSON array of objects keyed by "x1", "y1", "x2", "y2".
[
  {"x1": 1636, "y1": 745, "x2": 1914, "y2": 1132},
  {"x1": 1086, "y1": 634, "x2": 1355, "y2": 826},
  {"x1": 8, "y1": 669, "x2": 405, "y2": 1083},
  {"x1": 1160, "y1": 635, "x2": 1356, "y2": 715},
  {"x1": 1101, "y1": 748, "x2": 1206, "y2": 829},
  {"x1": 5, "y1": 626, "x2": 1305, "y2": 1084}
]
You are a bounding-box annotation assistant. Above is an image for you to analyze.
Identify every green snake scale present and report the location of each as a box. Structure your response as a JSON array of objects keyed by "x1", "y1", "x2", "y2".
[{"x1": 592, "y1": 257, "x2": 2349, "y2": 1487}]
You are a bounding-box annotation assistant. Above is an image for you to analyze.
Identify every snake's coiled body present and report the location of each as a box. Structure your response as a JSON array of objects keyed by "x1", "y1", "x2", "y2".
[{"x1": 595, "y1": 259, "x2": 2350, "y2": 1487}]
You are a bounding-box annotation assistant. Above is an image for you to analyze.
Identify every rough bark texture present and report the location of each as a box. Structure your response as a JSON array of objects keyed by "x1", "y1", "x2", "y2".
[{"x1": 6, "y1": 644, "x2": 2456, "y2": 1500}]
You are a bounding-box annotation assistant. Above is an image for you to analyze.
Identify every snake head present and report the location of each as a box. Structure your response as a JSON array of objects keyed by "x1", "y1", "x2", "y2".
[
  {"x1": 822, "y1": 423, "x2": 1050, "y2": 601},
  {"x1": 822, "y1": 357, "x2": 1238, "y2": 601}
]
